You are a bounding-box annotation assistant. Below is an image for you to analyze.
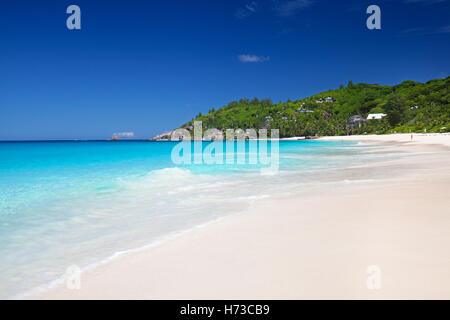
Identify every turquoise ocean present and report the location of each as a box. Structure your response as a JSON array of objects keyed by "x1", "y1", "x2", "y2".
[{"x1": 0, "y1": 140, "x2": 401, "y2": 298}]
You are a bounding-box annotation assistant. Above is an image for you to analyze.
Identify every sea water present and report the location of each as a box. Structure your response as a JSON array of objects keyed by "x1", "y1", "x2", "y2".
[{"x1": 0, "y1": 140, "x2": 405, "y2": 298}]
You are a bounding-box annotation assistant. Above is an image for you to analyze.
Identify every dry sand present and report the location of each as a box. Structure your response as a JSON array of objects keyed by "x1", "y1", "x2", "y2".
[{"x1": 35, "y1": 134, "x2": 450, "y2": 299}]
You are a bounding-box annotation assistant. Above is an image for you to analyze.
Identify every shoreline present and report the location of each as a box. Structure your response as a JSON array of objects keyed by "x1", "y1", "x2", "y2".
[{"x1": 33, "y1": 134, "x2": 450, "y2": 299}]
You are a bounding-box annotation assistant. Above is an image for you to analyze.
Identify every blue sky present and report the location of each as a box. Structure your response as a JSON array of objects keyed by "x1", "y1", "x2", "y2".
[{"x1": 1, "y1": 0, "x2": 449, "y2": 140}]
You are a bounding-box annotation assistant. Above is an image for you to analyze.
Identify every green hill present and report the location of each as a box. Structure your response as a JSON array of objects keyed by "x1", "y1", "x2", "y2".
[{"x1": 181, "y1": 77, "x2": 450, "y2": 137}]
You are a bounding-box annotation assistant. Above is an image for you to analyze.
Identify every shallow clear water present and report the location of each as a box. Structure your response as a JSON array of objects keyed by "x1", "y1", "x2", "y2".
[{"x1": 0, "y1": 140, "x2": 402, "y2": 298}]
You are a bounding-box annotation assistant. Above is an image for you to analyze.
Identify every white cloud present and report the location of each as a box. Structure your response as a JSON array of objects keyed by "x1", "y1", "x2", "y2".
[
  {"x1": 235, "y1": 1, "x2": 258, "y2": 19},
  {"x1": 113, "y1": 132, "x2": 135, "y2": 137},
  {"x1": 274, "y1": 0, "x2": 313, "y2": 17},
  {"x1": 238, "y1": 54, "x2": 270, "y2": 63}
]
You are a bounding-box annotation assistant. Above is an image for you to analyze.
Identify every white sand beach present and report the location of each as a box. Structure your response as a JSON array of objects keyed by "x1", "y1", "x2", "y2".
[
  {"x1": 319, "y1": 132, "x2": 450, "y2": 146},
  {"x1": 35, "y1": 134, "x2": 450, "y2": 299}
]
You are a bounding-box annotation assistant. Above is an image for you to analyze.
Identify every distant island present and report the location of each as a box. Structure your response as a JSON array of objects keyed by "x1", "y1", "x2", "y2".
[{"x1": 152, "y1": 77, "x2": 449, "y2": 140}]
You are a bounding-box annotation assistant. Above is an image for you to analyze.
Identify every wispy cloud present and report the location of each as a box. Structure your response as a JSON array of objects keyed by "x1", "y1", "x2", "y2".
[
  {"x1": 273, "y1": 0, "x2": 313, "y2": 17},
  {"x1": 246, "y1": 2, "x2": 258, "y2": 12},
  {"x1": 235, "y1": 1, "x2": 258, "y2": 19},
  {"x1": 403, "y1": 0, "x2": 447, "y2": 4},
  {"x1": 238, "y1": 54, "x2": 270, "y2": 63},
  {"x1": 399, "y1": 27, "x2": 428, "y2": 35},
  {"x1": 399, "y1": 25, "x2": 450, "y2": 35},
  {"x1": 235, "y1": 0, "x2": 313, "y2": 19},
  {"x1": 438, "y1": 25, "x2": 450, "y2": 33}
]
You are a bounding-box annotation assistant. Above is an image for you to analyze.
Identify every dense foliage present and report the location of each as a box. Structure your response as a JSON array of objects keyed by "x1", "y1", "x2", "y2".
[{"x1": 181, "y1": 77, "x2": 450, "y2": 137}]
